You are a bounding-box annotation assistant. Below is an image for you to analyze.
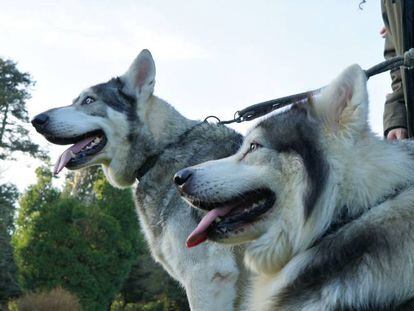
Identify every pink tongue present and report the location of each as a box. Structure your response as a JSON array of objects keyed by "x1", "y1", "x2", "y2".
[
  {"x1": 53, "y1": 136, "x2": 97, "y2": 175},
  {"x1": 186, "y1": 205, "x2": 234, "y2": 248}
]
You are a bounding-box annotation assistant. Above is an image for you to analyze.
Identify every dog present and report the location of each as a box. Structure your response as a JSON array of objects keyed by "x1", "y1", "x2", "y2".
[
  {"x1": 31, "y1": 50, "x2": 247, "y2": 310},
  {"x1": 175, "y1": 64, "x2": 414, "y2": 310}
]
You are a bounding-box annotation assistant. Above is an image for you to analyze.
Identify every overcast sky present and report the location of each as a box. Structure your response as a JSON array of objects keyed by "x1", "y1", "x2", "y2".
[{"x1": 0, "y1": 0, "x2": 390, "y2": 191}]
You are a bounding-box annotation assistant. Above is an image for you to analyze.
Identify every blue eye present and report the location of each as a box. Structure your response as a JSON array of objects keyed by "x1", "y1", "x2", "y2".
[{"x1": 83, "y1": 96, "x2": 95, "y2": 105}]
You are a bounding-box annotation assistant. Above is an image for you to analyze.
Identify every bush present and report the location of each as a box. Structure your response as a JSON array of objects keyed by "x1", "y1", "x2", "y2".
[
  {"x1": 13, "y1": 198, "x2": 131, "y2": 310},
  {"x1": 13, "y1": 167, "x2": 140, "y2": 310},
  {"x1": 8, "y1": 287, "x2": 81, "y2": 311}
]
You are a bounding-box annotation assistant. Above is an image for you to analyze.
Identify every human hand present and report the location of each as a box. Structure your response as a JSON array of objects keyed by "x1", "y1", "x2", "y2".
[
  {"x1": 387, "y1": 128, "x2": 408, "y2": 140},
  {"x1": 380, "y1": 26, "x2": 387, "y2": 38}
]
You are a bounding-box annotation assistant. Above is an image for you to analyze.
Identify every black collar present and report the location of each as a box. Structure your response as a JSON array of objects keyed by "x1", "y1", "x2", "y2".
[
  {"x1": 135, "y1": 154, "x2": 160, "y2": 180},
  {"x1": 135, "y1": 121, "x2": 205, "y2": 180}
]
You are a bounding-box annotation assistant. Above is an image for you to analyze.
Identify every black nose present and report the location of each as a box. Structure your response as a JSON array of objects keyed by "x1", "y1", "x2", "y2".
[
  {"x1": 174, "y1": 168, "x2": 193, "y2": 187},
  {"x1": 31, "y1": 113, "x2": 49, "y2": 131}
]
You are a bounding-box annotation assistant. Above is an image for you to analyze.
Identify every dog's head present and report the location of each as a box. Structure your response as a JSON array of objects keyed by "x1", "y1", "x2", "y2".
[
  {"x1": 176, "y1": 64, "x2": 369, "y2": 273},
  {"x1": 32, "y1": 50, "x2": 160, "y2": 187}
]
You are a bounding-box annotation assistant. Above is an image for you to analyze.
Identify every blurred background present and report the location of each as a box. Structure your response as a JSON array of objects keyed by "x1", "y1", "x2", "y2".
[{"x1": 0, "y1": 1, "x2": 390, "y2": 310}]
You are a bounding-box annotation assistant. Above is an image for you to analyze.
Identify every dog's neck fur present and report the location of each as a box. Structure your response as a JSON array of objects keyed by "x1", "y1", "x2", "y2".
[
  {"x1": 321, "y1": 133, "x2": 414, "y2": 229},
  {"x1": 132, "y1": 96, "x2": 242, "y2": 238},
  {"x1": 139, "y1": 96, "x2": 199, "y2": 149},
  {"x1": 312, "y1": 135, "x2": 414, "y2": 249},
  {"x1": 246, "y1": 132, "x2": 414, "y2": 277},
  {"x1": 103, "y1": 96, "x2": 198, "y2": 187},
  {"x1": 133, "y1": 97, "x2": 203, "y2": 180}
]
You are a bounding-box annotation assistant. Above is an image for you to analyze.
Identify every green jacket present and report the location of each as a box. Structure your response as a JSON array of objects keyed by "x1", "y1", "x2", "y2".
[{"x1": 382, "y1": 0, "x2": 414, "y2": 137}]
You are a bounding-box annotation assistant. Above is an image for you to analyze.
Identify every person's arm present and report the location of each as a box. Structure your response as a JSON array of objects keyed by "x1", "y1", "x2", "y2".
[{"x1": 382, "y1": 3, "x2": 408, "y2": 139}]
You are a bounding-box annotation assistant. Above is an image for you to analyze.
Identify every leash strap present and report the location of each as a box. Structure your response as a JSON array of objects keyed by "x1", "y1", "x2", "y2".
[
  {"x1": 217, "y1": 48, "x2": 414, "y2": 125},
  {"x1": 136, "y1": 49, "x2": 414, "y2": 179}
]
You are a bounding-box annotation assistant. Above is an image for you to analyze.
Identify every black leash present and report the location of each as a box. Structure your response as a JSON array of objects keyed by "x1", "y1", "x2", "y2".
[
  {"x1": 216, "y1": 48, "x2": 414, "y2": 125},
  {"x1": 136, "y1": 50, "x2": 414, "y2": 179}
]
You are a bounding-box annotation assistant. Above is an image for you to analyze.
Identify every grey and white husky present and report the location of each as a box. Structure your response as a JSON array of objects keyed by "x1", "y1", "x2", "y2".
[
  {"x1": 31, "y1": 50, "x2": 246, "y2": 310},
  {"x1": 176, "y1": 65, "x2": 414, "y2": 310}
]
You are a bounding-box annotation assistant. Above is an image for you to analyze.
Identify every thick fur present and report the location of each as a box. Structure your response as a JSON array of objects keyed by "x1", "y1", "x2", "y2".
[
  {"x1": 177, "y1": 65, "x2": 414, "y2": 310},
  {"x1": 32, "y1": 50, "x2": 247, "y2": 310}
]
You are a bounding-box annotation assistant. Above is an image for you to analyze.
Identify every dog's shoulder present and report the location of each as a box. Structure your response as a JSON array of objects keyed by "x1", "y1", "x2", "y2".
[{"x1": 253, "y1": 185, "x2": 414, "y2": 310}]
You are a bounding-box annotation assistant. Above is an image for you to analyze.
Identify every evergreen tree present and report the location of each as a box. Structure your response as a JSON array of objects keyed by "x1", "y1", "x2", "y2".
[
  {"x1": 0, "y1": 58, "x2": 47, "y2": 160},
  {"x1": 65, "y1": 168, "x2": 189, "y2": 310},
  {"x1": 0, "y1": 57, "x2": 48, "y2": 307},
  {"x1": 119, "y1": 255, "x2": 190, "y2": 311},
  {"x1": 13, "y1": 167, "x2": 141, "y2": 310},
  {"x1": 0, "y1": 183, "x2": 20, "y2": 307},
  {"x1": 15, "y1": 166, "x2": 60, "y2": 230}
]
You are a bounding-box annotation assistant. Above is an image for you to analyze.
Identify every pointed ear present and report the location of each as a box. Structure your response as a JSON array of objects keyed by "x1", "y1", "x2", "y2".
[
  {"x1": 290, "y1": 95, "x2": 318, "y2": 122},
  {"x1": 122, "y1": 49, "x2": 156, "y2": 101},
  {"x1": 311, "y1": 64, "x2": 368, "y2": 133}
]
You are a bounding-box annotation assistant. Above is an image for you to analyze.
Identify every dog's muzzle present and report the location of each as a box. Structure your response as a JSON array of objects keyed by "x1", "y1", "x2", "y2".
[
  {"x1": 31, "y1": 113, "x2": 49, "y2": 134},
  {"x1": 174, "y1": 168, "x2": 193, "y2": 192}
]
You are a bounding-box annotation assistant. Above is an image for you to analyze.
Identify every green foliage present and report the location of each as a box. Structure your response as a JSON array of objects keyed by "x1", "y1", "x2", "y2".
[
  {"x1": 14, "y1": 166, "x2": 189, "y2": 309},
  {"x1": 15, "y1": 198, "x2": 126, "y2": 310},
  {"x1": 0, "y1": 183, "x2": 19, "y2": 232},
  {"x1": 0, "y1": 58, "x2": 47, "y2": 160},
  {"x1": 62, "y1": 167, "x2": 100, "y2": 204},
  {"x1": 0, "y1": 183, "x2": 21, "y2": 305},
  {"x1": 111, "y1": 295, "x2": 188, "y2": 311},
  {"x1": 65, "y1": 168, "x2": 189, "y2": 310},
  {"x1": 118, "y1": 256, "x2": 189, "y2": 311},
  {"x1": 13, "y1": 167, "x2": 140, "y2": 310},
  {"x1": 8, "y1": 286, "x2": 81, "y2": 311},
  {"x1": 16, "y1": 166, "x2": 60, "y2": 230}
]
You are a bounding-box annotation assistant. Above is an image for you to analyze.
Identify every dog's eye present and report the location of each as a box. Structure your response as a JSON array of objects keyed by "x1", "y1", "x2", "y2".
[
  {"x1": 82, "y1": 97, "x2": 95, "y2": 105},
  {"x1": 249, "y1": 142, "x2": 261, "y2": 152}
]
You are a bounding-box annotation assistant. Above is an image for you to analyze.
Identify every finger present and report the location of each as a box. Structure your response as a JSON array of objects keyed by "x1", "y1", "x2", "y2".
[
  {"x1": 399, "y1": 130, "x2": 408, "y2": 139},
  {"x1": 380, "y1": 27, "x2": 387, "y2": 38},
  {"x1": 387, "y1": 132, "x2": 397, "y2": 140}
]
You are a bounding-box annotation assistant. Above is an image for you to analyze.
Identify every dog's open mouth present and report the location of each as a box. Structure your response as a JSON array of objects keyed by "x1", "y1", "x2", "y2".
[
  {"x1": 49, "y1": 130, "x2": 107, "y2": 175},
  {"x1": 185, "y1": 188, "x2": 275, "y2": 248}
]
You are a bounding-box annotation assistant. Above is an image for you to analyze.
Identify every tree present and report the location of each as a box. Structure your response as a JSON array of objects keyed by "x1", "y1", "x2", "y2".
[
  {"x1": 14, "y1": 166, "x2": 189, "y2": 309},
  {"x1": 65, "y1": 168, "x2": 189, "y2": 310},
  {"x1": 0, "y1": 183, "x2": 20, "y2": 307},
  {"x1": 15, "y1": 166, "x2": 60, "y2": 230},
  {"x1": 118, "y1": 254, "x2": 190, "y2": 311},
  {"x1": 13, "y1": 167, "x2": 140, "y2": 310},
  {"x1": 0, "y1": 58, "x2": 48, "y2": 307},
  {"x1": 0, "y1": 183, "x2": 18, "y2": 232},
  {"x1": 0, "y1": 58, "x2": 47, "y2": 160}
]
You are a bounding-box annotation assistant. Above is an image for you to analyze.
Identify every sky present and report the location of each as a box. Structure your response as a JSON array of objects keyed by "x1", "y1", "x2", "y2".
[{"x1": 0, "y1": 0, "x2": 390, "y2": 192}]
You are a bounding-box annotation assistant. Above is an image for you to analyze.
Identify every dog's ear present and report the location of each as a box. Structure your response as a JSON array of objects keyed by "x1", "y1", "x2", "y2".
[
  {"x1": 291, "y1": 95, "x2": 318, "y2": 122},
  {"x1": 122, "y1": 49, "x2": 156, "y2": 101},
  {"x1": 311, "y1": 64, "x2": 368, "y2": 134}
]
